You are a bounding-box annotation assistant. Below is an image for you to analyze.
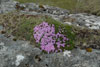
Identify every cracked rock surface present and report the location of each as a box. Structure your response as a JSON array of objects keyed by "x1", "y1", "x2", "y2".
[
  {"x1": 1, "y1": 0, "x2": 100, "y2": 30},
  {"x1": 0, "y1": 0, "x2": 100, "y2": 67},
  {"x1": 0, "y1": 25, "x2": 100, "y2": 67}
]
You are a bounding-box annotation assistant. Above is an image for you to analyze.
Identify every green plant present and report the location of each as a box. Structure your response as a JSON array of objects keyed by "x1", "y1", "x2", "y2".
[
  {"x1": 33, "y1": 22, "x2": 75, "y2": 53},
  {"x1": 0, "y1": 12, "x2": 75, "y2": 50}
]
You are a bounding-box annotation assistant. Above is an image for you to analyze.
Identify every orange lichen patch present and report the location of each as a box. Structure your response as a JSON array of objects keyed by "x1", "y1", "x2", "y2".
[{"x1": 86, "y1": 48, "x2": 92, "y2": 52}]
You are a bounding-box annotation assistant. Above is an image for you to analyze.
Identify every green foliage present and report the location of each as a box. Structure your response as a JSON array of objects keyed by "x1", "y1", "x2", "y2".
[
  {"x1": 16, "y1": 16, "x2": 75, "y2": 50},
  {"x1": 12, "y1": 15, "x2": 44, "y2": 44},
  {"x1": 45, "y1": 17, "x2": 75, "y2": 50},
  {"x1": 0, "y1": 12, "x2": 75, "y2": 50}
]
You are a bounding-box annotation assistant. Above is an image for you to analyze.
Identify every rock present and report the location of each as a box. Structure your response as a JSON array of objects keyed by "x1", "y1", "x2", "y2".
[
  {"x1": 25, "y1": 3, "x2": 39, "y2": 11},
  {"x1": 0, "y1": 0, "x2": 11, "y2": 3},
  {"x1": 69, "y1": 13, "x2": 100, "y2": 29},
  {"x1": 0, "y1": 0, "x2": 100, "y2": 30},
  {"x1": 0, "y1": 33, "x2": 100, "y2": 67},
  {"x1": 0, "y1": 25, "x2": 99, "y2": 67},
  {"x1": 15, "y1": 3, "x2": 26, "y2": 11},
  {"x1": 0, "y1": 1, "x2": 100, "y2": 67},
  {"x1": 0, "y1": 0, "x2": 100, "y2": 49},
  {"x1": 0, "y1": 1, "x2": 18, "y2": 14},
  {"x1": 44, "y1": 6, "x2": 69, "y2": 15},
  {"x1": 14, "y1": 3, "x2": 69, "y2": 16}
]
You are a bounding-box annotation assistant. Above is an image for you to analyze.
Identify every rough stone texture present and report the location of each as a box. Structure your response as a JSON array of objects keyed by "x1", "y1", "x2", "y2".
[
  {"x1": 14, "y1": 2, "x2": 100, "y2": 30},
  {"x1": 68, "y1": 13, "x2": 100, "y2": 29},
  {"x1": 0, "y1": 25, "x2": 100, "y2": 67},
  {"x1": 0, "y1": 0, "x2": 17, "y2": 13},
  {"x1": 0, "y1": 32, "x2": 100, "y2": 67},
  {"x1": 1, "y1": 0, "x2": 100, "y2": 30},
  {"x1": 0, "y1": 1, "x2": 100, "y2": 67},
  {"x1": 15, "y1": 3, "x2": 69, "y2": 16},
  {"x1": 0, "y1": 0, "x2": 100, "y2": 48},
  {"x1": 0, "y1": 0, "x2": 11, "y2": 3}
]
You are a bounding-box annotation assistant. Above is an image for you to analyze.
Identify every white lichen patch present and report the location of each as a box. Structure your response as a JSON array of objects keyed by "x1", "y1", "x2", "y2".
[
  {"x1": 85, "y1": 19, "x2": 91, "y2": 23},
  {"x1": 89, "y1": 26, "x2": 100, "y2": 29},
  {"x1": 0, "y1": 42, "x2": 4, "y2": 46},
  {"x1": 85, "y1": 23, "x2": 90, "y2": 27},
  {"x1": 64, "y1": 22, "x2": 72, "y2": 25},
  {"x1": 0, "y1": 42, "x2": 7, "y2": 53},
  {"x1": 22, "y1": 42, "x2": 29, "y2": 48},
  {"x1": 15, "y1": 55, "x2": 25, "y2": 66},
  {"x1": 63, "y1": 50, "x2": 71, "y2": 57}
]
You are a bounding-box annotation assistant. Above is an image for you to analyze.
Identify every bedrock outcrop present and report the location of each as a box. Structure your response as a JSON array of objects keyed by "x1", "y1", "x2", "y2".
[
  {"x1": 0, "y1": 26, "x2": 100, "y2": 67},
  {"x1": 0, "y1": 1, "x2": 100, "y2": 67}
]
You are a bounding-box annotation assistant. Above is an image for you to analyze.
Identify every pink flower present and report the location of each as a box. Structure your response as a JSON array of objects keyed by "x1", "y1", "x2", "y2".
[
  {"x1": 33, "y1": 22, "x2": 70, "y2": 53},
  {"x1": 44, "y1": 44, "x2": 55, "y2": 53}
]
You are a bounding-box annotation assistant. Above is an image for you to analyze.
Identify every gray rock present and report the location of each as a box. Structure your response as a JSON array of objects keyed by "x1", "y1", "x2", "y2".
[
  {"x1": 15, "y1": 3, "x2": 69, "y2": 16},
  {"x1": 68, "y1": 13, "x2": 100, "y2": 29},
  {"x1": 25, "y1": 3, "x2": 39, "y2": 11},
  {"x1": 0, "y1": 1, "x2": 18, "y2": 14},
  {"x1": 0, "y1": 0, "x2": 11, "y2": 3},
  {"x1": 0, "y1": 33, "x2": 100, "y2": 67},
  {"x1": 43, "y1": 6, "x2": 69, "y2": 15},
  {"x1": 0, "y1": 1, "x2": 100, "y2": 67},
  {"x1": 0, "y1": 0, "x2": 100, "y2": 30},
  {"x1": 0, "y1": 25, "x2": 3, "y2": 30}
]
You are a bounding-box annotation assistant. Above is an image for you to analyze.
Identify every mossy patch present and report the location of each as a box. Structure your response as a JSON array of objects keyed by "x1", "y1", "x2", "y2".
[
  {"x1": 0, "y1": 12, "x2": 75, "y2": 50},
  {"x1": 44, "y1": 17, "x2": 75, "y2": 50},
  {"x1": 0, "y1": 12, "x2": 100, "y2": 49}
]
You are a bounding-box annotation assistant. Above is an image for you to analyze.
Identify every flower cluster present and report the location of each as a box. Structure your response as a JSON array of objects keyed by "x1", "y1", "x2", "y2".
[{"x1": 33, "y1": 22, "x2": 69, "y2": 53}]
